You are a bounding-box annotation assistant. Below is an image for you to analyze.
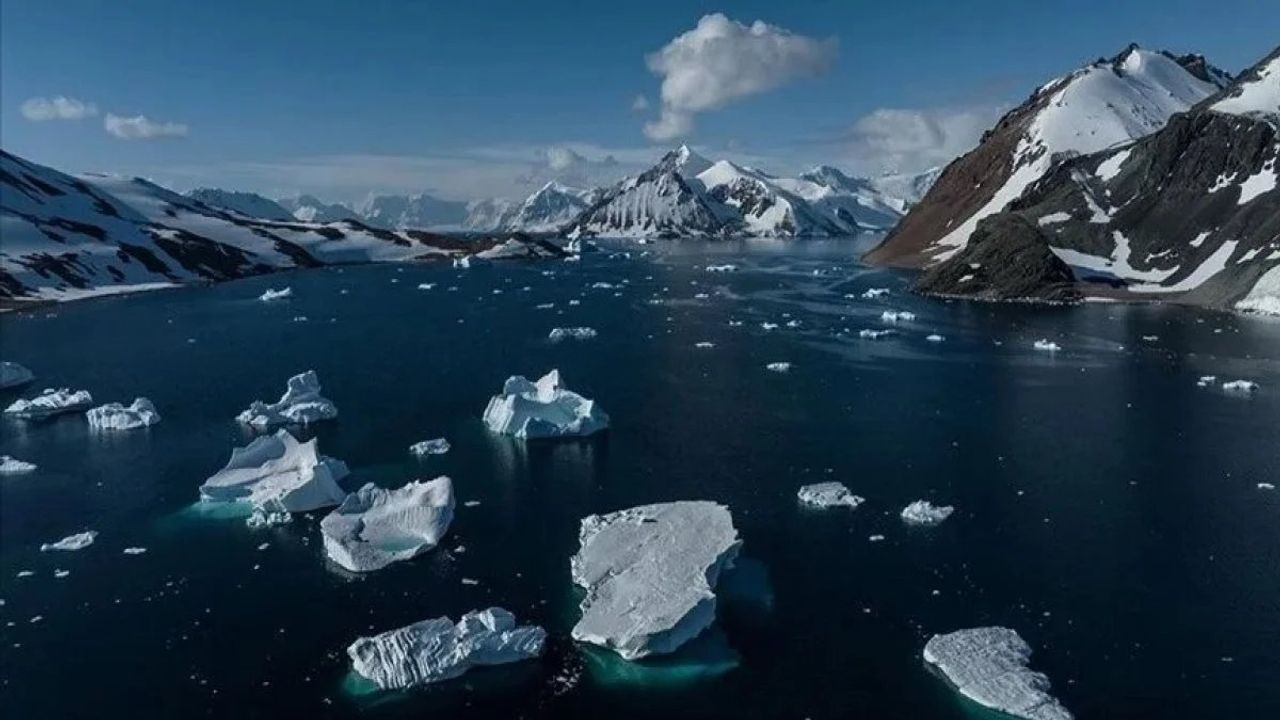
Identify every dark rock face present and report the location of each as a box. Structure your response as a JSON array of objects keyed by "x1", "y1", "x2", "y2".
[{"x1": 914, "y1": 215, "x2": 1081, "y2": 303}]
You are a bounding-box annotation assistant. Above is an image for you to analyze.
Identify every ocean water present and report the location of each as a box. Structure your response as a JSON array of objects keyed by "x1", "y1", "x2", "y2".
[{"x1": 1, "y1": 239, "x2": 1278, "y2": 719}]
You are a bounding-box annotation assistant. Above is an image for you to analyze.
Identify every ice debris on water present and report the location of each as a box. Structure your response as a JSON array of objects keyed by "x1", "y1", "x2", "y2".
[
  {"x1": 1222, "y1": 380, "x2": 1258, "y2": 393},
  {"x1": 797, "y1": 482, "x2": 864, "y2": 509},
  {"x1": 259, "y1": 287, "x2": 292, "y2": 302},
  {"x1": 1033, "y1": 340, "x2": 1061, "y2": 352},
  {"x1": 40, "y1": 531, "x2": 97, "y2": 552},
  {"x1": 409, "y1": 438, "x2": 451, "y2": 457},
  {"x1": 86, "y1": 397, "x2": 161, "y2": 431},
  {"x1": 765, "y1": 362, "x2": 791, "y2": 373},
  {"x1": 236, "y1": 371, "x2": 338, "y2": 429},
  {"x1": 902, "y1": 500, "x2": 954, "y2": 526},
  {"x1": 0, "y1": 456, "x2": 37, "y2": 474},
  {"x1": 548, "y1": 327, "x2": 598, "y2": 342}
]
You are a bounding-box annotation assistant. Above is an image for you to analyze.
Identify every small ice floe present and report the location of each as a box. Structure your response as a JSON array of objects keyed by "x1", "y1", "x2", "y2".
[
  {"x1": 1197, "y1": 375, "x2": 1217, "y2": 387},
  {"x1": 901, "y1": 500, "x2": 954, "y2": 526},
  {"x1": 259, "y1": 287, "x2": 292, "y2": 302},
  {"x1": 761, "y1": 322, "x2": 779, "y2": 331},
  {"x1": 797, "y1": 482, "x2": 864, "y2": 509},
  {"x1": 482, "y1": 370, "x2": 609, "y2": 440},
  {"x1": 571, "y1": 501, "x2": 740, "y2": 660},
  {"x1": 568, "y1": 299, "x2": 581, "y2": 306},
  {"x1": 1033, "y1": 339, "x2": 1062, "y2": 352},
  {"x1": 453, "y1": 256, "x2": 471, "y2": 269},
  {"x1": 40, "y1": 530, "x2": 98, "y2": 552},
  {"x1": 923, "y1": 627, "x2": 1072, "y2": 720},
  {"x1": 859, "y1": 329, "x2": 895, "y2": 340},
  {"x1": 16, "y1": 570, "x2": 34, "y2": 578},
  {"x1": 122, "y1": 547, "x2": 148, "y2": 555},
  {"x1": 246, "y1": 509, "x2": 291, "y2": 528},
  {"x1": 868, "y1": 534, "x2": 885, "y2": 542},
  {"x1": 548, "y1": 327, "x2": 598, "y2": 342},
  {"x1": 347, "y1": 608, "x2": 546, "y2": 690},
  {"x1": 5, "y1": 388, "x2": 94, "y2": 420},
  {"x1": 461, "y1": 577, "x2": 480, "y2": 586},
  {"x1": 409, "y1": 438, "x2": 450, "y2": 457},
  {"x1": 417, "y1": 283, "x2": 436, "y2": 290},
  {"x1": 881, "y1": 311, "x2": 916, "y2": 323},
  {"x1": 926, "y1": 334, "x2": 945, "y2": 343},
  {"x1": 292, "y1": 315, "x2": 308, "y2": 323},
  {"x1": 785, "y1": 319, "x2": 801, "y2": 328},
  {"x1": 1258, "y1": 483, "x2": 1275, "y2": 491},
  {"x1": 536, "y1": 303, "x2": 555, "y2": 310},
  {"x1": 0, "y1": 455, "x2": 37, "y2": 474},
  {"x1": 54, "y1": 569, "x2": 70, "y2": 578},
  {"x1": 695, "y1": 341, "x2": 715, "y2": 349},
  {"x1": 705, "y1": 264, "x2": 737, "y2": 273},
  {"x1": 321, "y1": 478, "x2": 455, "y2": 573},
  {"x1": 236, "y1": 370, "x2": 338, "y2": 429},
  {"x1": 0, "y1": 361, "x2": 34, "y2": 390},
  {"x1": 1222, "y1": 380, "x2": 1259, "y2": 393},
  {"x1": 694, "y1": 292, "x2": 710, "y2": 299},
  {"x1": 1142, "y1": 335, "x2": 1159, "y2": 342},
  {"x1": 861, "y1": 288, "x2": 890, "y2": 299},
  {"x1": 765, "y1": 362, "x2": 792, "y2": 373},
  {"x1": 86, "y1": 398, "x2": 161, "y2": 431},
  {"x1": 199, "y1": 429, "x2": 349, "y2": 519},
  {"x1": 591, "y1": 282, "x2": 615, "y2": 290}
]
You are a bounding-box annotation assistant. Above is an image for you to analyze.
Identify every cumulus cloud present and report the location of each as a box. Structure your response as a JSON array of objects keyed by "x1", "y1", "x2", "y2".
[
  {"x1": 21, "y1": 96, "x2": 99, "y2": 121},
  {"x1": 642, "y1": 13, "x2": 836, "y2": 141},
  {"x1": 104, "y1": 113, "x2": 189, "y2": 140},
  {"x1": 844, "y1": 105, "x2": 1004, "y2": 175}
]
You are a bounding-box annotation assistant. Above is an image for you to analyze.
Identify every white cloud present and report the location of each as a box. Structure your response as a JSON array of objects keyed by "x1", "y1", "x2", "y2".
[
  {"x1": 21, "y1": 96, "x2": 98, "y2": 121},
  {"x1": 104, "y1": 113, "x2": 189, "y2": 140},
  {"x1": 843, "y1": 105, "x2": 1005, "y2": 175},
  {"x1": 643, "y1": 13, "x2": 836, "y2": 141}
]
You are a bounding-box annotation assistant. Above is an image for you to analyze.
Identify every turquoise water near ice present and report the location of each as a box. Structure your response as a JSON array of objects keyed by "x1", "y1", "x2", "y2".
[{"x1": 1, "y1": 239, "x2": 1278, "y2": 718}]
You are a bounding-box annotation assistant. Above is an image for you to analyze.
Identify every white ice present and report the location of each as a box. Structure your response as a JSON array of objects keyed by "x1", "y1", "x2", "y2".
[
  {"x1": 40, "y1": 531, "x2": 97, "y2": 552},
  {"x1": 259, "y1": 287, "x2": 292, "y2": 302},
  {"x1": 4, "y1": 388, "x2": 94, "y2": 420},
  {"x1": 321, "y1": 477, "x2": 455, "y2": 573},
  {"x1": 410, "y1": 438, "x2": 451, "y2": 456},
  {"x1": 924, "y1": 626, "x2": 1073, "y2": 720},
  {"x1": 797, "y1": 482, "x2": 864, "y2": 509},
  {"x1": 199, "y1": 429, "x2": 349, "y2": 516},
  {"x1": 86, "y1": 397, "x2": 161, "y2": 430},
  {"x1": 548, "y1": 327, "x2": 598, "y2": 342},
  {"x1": 236, "y1": 370, "x2": 338, "y2": 429},
  {"x1": 902, "y1": 500, "x2": 954, "y2": 526},
  {"x1": 482, "y1": 369, "x2": 609, "y2": 440},
  {"x1": 0, "y1": 455, "x2": 37, "y2": 474}
]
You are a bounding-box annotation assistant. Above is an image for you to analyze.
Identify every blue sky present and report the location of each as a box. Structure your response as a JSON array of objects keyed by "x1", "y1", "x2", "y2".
[{"x1": 2, "y1": 0, "x2": 1277, "y2": 202}]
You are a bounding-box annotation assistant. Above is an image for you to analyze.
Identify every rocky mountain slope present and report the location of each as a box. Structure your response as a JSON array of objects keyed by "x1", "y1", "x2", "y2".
[
  {"x1": 913, "y1": 46, "x2": 1279, "y2": 314},
  {"x1": 866, "y1": 45, "x2": 1232, "y2": 267}
]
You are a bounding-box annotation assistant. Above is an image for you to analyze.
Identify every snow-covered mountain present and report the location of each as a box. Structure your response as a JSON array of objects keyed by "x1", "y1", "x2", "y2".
[
  {"x1": 278, "y1": 195, "x2": 360, "y2": 224},
  {"x1": 502, "y1": 182, "x2": 599, "y2": 233},
  {"x1": 565, "y1": 145, "x2": 909, "y2": 239},
  {"x1": 356, "y1": 192, "x2": 470, "y2": 229},
  {"x1": 0, "y1": 150, "x2": 557, "y2": 303},
  {"x1": 185, "y1": 188, "x2": 296, "y2": 222},
  {"x1": 867, "y1": 45, "x2": 1233, "y2": 267},
  {"x1": 912, "y1": 45, "x2": 1279, "y2": 314},
  {"x1": 462, "y1": 197, "x2": 519, "y2": 232}
]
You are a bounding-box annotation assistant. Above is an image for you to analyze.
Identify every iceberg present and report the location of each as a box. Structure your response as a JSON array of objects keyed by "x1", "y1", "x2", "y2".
[
  {"x1": 570, "y1": 501, "x2": 741, "y2": 660},
  {"x1": 861, "y1": 288, "x2": 890, "y2": 298},
  {"x1": 548, "y1": 327, "x2": 598, "y2": 342},
  {"x1": 923, "y1": 627, "x2": 1073, "y2": 720},
  {"x1": 40, "y1": 530, "x2": 97, "y2": 552},
  {"x1": 199, "y1": 429, "x2": 349, "y2": 516},
  {"x1": 881, "y1": 310, "x2": 917, "y2": 322},
  {"x1": 85, "y1": 397, "x2": 161, "y2": 430},
  {"x1": 902, "y1": 500, "x2": 954, "y2": 526},
  {"x1": 0, "y1": 455, "x2": 37, "y2": 474},
  {"x1": 347, "y1": 607, "x2": 546, "y2": 690},
  {"x1": 259, "y1": 287, "x2": 292, "y2": 301},
  {"x1": 705, "y1": 264, "x2": 737, "y2": 273},
  {"x1": 797, "y1": 482, "x2": 864, "y2": 509},
  {"x1": 1222, "y1": 379, "x2": 1259, "y2": 393},
  {"x1": 859, "y1": 329, "x2": 895, "y2": 340},
  {"x1": 0, "y1": 361, "x2": 34, "y2": 389},
  {"x1": 409, "y1": 438, "x2": 451, "y2": 456},
  {"x1": 926, "y1": 334, "x2": 945, "y2": 342},
  {"x1": 482, "y1": 369, "x2": 608, "y2": 440},
  {"x1": 236, "y1": 371, "x2": 338, "y2": 429},
  {"x1": 4, "y1": 388, "x2": 94, "y2": 420},
  {"x1": 1033, "y1": 339, "x2": 1062, "y2": 352},
  {"x1": 765, "y1": 362, "x2": 791, "y2": 373},
  {"x1": 321, "y1": 477, "x2": 455, "y2": 573}
]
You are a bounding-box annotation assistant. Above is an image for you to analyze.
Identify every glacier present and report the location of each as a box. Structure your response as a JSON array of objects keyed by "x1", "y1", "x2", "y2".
[
  {"x1": 482, "y1": 369, "x2": 609, "y2": 440},
  {"x1": 199, "y1": 429, "x2": 349, "y2": 516},
  {"x1": 85, "y1": 397, "x2": 161, "y2": 431},
  {"x1": 236, "y1": 370, "x2": 338, "y2": 429},
  {"x1": 797, "y1": 482, "x2": 864, "y2": 509},
  {"x1": 321, "y1": 477, "x2": 455, "y2": 573},
  {"x1": 347, "y1": 607, "x2": 546, "y2": 690},
  {"x1": 570, "y1": 501, "x2": 741, "y2": 660},
  {"x1": 4, "y1": 388, "x2": 94, "y2": 420},
  {"x1": 924, "y1": 627, "x2": 1073, "y2": 720}
]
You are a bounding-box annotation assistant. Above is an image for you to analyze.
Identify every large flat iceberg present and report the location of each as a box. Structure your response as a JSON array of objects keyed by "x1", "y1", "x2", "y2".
[
  {"x1": 924, "y1": 627, "x2": 1073, "y2": 720},
  {"x1": 5, "y1": 388, "x2": 94, "y2": 420},
  {"x1": 199, "y1": 429, "x2": 348, "y2": 515},
  {"x1": 321, "y1": 477, "x2": 455, "y2": 573},
  {"x1": 86, "y1": 397, "x2": 161, "y2": 430},
  {"x1": 482, "y1": 369, "x2": 608, "y2": 440},
  {"x1": 0, "y1": 362, "x2": 34, "y2": 389},
  {"x1": 348, "y1": 607, "x2": 546, "y2": 690},
  {"x1": 570, "y1": 501, "x2": 741, "y2": 660},
  {"x1": 236, "y1": 370, "x2": 338, "y2": 429}
]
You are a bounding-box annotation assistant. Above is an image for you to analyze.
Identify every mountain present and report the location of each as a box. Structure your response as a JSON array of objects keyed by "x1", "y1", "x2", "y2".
[
  {"x1": 356, "y1": 192, "x2": 469, "y2": 229},
  {"x1": 866, "y1": 45, "x2": 1232, "y2": 267},
  {"x1": 462, "y1": 197, "x2": 519, "y2": 232},
  {"x1": 565, "y1": 145, "x2": 908, "y2": 239},
  {"x1": 501, "y1": 182, "x2": 599, "y2": 233},
  {"x1": 863, "y1": 167, "x2": 944, "y2": 212},
  {"x1": 913, "y1": 46, "x2": 1279, "y2": 314},
  {"x1": 185, "y1": 188, "x2": 296, "y2": 221},
  {"x1": 0, "y1": 150, "x2": 553, "y2": 303},
  {"x1": 278, "y1": 194, "x2": 360, "y2": 224}
]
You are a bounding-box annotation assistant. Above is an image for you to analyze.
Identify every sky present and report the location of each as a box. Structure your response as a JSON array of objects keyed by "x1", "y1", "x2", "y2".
[{"x1": 2, "y1": 0, "x2": 1277, "y2": 203}]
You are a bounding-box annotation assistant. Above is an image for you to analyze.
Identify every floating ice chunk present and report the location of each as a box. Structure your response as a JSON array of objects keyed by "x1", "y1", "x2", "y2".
[
  {"x1": 0, "y1": 455, "x2": 37, "y2": 474},
  {"x1": 40, "y1": 530, "x2": 97, "y2": 552},
  {"x1": 923, "y1": 627, "x2": 1073, "y2": 720},
  {"x1": 548, "y1": 327, "x2": 598, "y2": 342},
  {"x1": 417, "y1": 283, "x2": 436, "y2": 290},
  {"x1": 122, "y1": 547, "x2": 148, "y2": 555},
  {"x1": 1258, "y1": 482, "x2": 1275, "y2": 491},
  {"x1": 199, "y1": 429, "x2": 349, "y2": 515},
  {"x1": 409, "y1": 438, "x2": 451, "y2": 457},
  {"x1": 482, "y1": 370, "x2": 608, "y2": 440},
  {"x1": 236, "y1": 371, "x2": 338, "y2": 429},
  {"x1": 348, "y1": 608, "x2": 546, "y2": 690},
  {"x1": 695, "y1": 341, "x2": 715, "y2": 349},
  {"x1": 902, "y1": 500, "x2": 954, "y2": 526},
  {"x1": 0, "y1": 362, "x2": 34, "y2": 389},
  {"x1": 1033, "y1": 340, "x2": 1061, "y2": 352},
  {"x1": 861, "y1": 288, "x2": 890, "y2": 299},
  {"x1": 760, "y1": 322, "x2": 779, "y2": 330},
  {"x1": 881, "y1": 311, "x2": 916, "y2": 323},
  {"x1": 570, "y1": 501, "x2": 741, "y2": 660},
  {"x1": 1222, "y1": 380, "x2": 1259, "y2": 393},
  {"x1": 705, "y1": 264, "x2": 737, "y2": 273},
  {"x1": 765, "y1": 362, "x2": 791, "y2": 373},
  {"x1": 259, "y1": 287, "x2": 292, "y2": 302},
  {"x1": 5, "y1": 388, "x2": 94, "y2": 420},
  {"x1": 797, "y1": 482, "x2": 864, "y2": 509},
  {"x1": 321, "y1": 478, "x2": 455, "y2": 573},
  {"x1": 859, "y1": 329, "x2": 895, "y2": 340},
  {"x1": 868, "y1": 534, "x2": 886, "y2": 542},
  {"x1": 453, "y1": 256, "x2": 471, "y2": 269},
  {"x1": 1197, "y1": 375, "x2": 1217, "y2": 387},
  {"x1": 86, "y1": 397, "x2": 161, "y2": 431},
  {"x1": 926, "y1": 334, "x2": 946, "y2": 343},
  {"x1": 246, "y1": 508, "x2": 292, "y2": 528}
]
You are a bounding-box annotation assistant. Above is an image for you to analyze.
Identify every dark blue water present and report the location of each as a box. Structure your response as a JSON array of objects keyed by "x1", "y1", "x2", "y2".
[{"x1": 2, "y1": 240, "x2": 1278, "y2": 719}]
